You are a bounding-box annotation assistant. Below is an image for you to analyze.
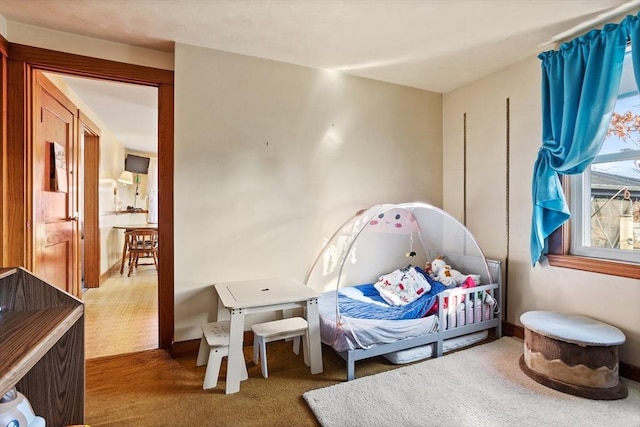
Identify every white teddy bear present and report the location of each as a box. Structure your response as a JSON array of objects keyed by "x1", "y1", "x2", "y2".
[{"x1": 427, "y1": 257, "x2": 481, "y2": 288}]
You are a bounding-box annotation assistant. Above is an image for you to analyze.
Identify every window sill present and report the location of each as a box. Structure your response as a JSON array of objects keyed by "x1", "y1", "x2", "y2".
[{"x1": 547, "y1": 254, "x2": 640, "y2": 279}]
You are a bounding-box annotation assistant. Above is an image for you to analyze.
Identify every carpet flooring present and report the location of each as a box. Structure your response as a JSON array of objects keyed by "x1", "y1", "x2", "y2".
[{"x1": 303, "y1": 337, "x2": 640, "y2": 427}]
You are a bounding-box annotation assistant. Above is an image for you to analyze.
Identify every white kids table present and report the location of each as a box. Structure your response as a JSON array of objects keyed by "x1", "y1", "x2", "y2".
[{"x1": 214, "y1": 277, "x2": 323, "y2": 394}]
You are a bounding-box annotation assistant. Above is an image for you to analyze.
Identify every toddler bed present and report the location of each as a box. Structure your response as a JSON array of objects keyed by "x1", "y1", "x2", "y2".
[{"x1": 305, "y1": 203, "x2": 502, "y2": 380}]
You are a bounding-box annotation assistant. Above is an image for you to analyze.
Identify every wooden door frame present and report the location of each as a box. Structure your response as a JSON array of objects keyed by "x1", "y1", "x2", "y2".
[
  {"x1": 1, "y1": 37, "x2": 9, "y2": 267},
  {"x1": 79, "y1": 111, "x2": 101, "y2": 289},
  {"x1": 3, "y1": 42, "x2": 175, "y2": 350},
  {"x1": 0, "y1": 40, "x2": 9, "y2": 266}
]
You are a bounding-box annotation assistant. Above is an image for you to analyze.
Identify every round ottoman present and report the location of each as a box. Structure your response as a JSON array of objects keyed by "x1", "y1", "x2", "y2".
[{"x1": 519, "y1": 311, "x2": 627, "y2": 400}]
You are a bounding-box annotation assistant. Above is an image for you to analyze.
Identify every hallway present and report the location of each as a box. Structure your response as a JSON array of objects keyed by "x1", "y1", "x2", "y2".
[{"x1": 83, "y1": 268, "x2": 158, "y2": 359}]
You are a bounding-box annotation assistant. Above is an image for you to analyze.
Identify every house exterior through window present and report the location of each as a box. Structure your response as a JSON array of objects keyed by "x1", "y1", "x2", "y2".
[{"x1": 569, "y1": 48, "x2": 640, "y2": 264}]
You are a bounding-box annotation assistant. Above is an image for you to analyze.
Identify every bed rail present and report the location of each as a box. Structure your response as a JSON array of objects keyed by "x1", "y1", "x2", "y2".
[
  {"x1": 436, "y1": 282, "x2": 501, "y2": 356},
  {"x1": 333, "y1": 258, "x2": 502, "y2": 381}
]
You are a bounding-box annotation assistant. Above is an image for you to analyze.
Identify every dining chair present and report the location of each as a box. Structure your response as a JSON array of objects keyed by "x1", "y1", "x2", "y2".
[
  {"x1": 119, "y1": 229, "x2": 135, "y2": 275},
  {"x1": 123, "y1": 229, "x2": 159, "y2": 276}
]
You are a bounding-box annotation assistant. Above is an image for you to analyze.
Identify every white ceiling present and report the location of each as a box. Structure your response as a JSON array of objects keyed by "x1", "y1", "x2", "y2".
[
  {"x1": 2, "y1": 0, "x2": 639, "y2": 153},
  {"x1": 54, "y1": 74, "x2": 159, "y2": 154}
]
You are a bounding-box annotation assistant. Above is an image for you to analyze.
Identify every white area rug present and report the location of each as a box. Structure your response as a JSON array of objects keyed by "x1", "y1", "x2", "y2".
[{"x1": 304, "y1": 337, "x2": 640, "y2": 427}]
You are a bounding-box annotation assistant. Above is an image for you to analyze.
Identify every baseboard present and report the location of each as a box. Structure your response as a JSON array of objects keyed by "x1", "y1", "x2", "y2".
[
  {"x1": 171, "y1": 338, "x2": 200, "y2": 358},
  {"x1": 98, "y1": 260, "x2": 121, "y2": 285},
  {"x1": 502, "y1": 321, "x2": 640, "y2": 383},
  {"x1": 502, "y1": 321, "x2": 524, "y2": 339},
  {"x1": 99, "y1": 269, "x2": 110, "y2": 285}
]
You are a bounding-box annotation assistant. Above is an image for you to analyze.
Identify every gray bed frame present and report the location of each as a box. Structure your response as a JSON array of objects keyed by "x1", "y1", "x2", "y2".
[{"x1": 333, "y1": 257, "x2": 502, "y2": 381}]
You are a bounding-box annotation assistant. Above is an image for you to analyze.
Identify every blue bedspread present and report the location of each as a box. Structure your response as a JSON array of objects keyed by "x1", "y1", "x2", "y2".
[{"x1": 336, "y1": 276, "x2": 447, "y2": 320}]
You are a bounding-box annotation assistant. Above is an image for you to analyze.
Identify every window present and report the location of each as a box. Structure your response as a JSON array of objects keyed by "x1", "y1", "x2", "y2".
[{"x1": 555, "y1": 49, "x2": 640, "y2": 275}]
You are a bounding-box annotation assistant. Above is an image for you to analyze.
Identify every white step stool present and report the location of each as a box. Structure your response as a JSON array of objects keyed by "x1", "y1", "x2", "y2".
[
  {"x1": 196, "y1": 321, "x2": 249, "y2": 390},
  {"x1": 251, "y1": 317, "x2": 309, "y2": 378}
]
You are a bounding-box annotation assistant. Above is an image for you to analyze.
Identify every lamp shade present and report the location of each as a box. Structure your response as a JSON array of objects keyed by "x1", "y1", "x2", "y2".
[{"x1": 117, "y1": 171, "x2": 134, "y2": 185}]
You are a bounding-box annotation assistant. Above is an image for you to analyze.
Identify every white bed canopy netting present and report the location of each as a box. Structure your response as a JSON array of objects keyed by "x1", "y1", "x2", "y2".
[
  {"x1": 305, "y1": 202, "x2": 493, "y2": 293},
  {"x1": 304, "y1": 202, "x2": 497, "y2": 353}
]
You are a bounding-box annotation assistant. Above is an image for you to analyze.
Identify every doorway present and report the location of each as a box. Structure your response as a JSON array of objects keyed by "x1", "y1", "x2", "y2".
[
  {"x1": 32, "y1": 69, "x2": 160, "y2": 358},
  {"x1": 47, "y1": 71, "x2": 160, "y2": 358},
  {"x1": 4, "y1": 44, "x2": 175, "y2": 352}
]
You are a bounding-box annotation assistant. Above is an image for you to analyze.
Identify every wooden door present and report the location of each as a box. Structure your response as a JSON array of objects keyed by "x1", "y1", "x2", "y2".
[
  {"x1": 32, "y1": 71, "x2": 79, "y2": 296},
  {"x1": 79, "y1": 111, "x2": 101, "y2": 288}
]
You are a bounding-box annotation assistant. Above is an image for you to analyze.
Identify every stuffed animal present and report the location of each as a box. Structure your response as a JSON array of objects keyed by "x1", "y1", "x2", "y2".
[{"x1": 427, "y1": 257, "x2": 481, "y2": 288}]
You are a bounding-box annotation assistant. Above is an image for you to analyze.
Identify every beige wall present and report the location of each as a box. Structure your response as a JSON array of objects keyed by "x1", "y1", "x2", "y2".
[
  {"x1": 7, "y1": 16, "x2": 638, "y2": 367},
  {"x1": 173, "y1": 43, "x2": 443, "y2": 340},
  {"x1": 0, "y1": 14, "x2": 7, "y2": 37},
  {"x1": 6, "y1": 20, "x2": 173, "y2": 70},
  {"x1": 443, "y1": 55, "x2": 640, "y2": 366}
]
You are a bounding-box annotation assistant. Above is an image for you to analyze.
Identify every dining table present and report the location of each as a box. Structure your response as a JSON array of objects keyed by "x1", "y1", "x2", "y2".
[
  {"x1": 112, "y1": 223, "x2": 158, "y2": 231},
  {"x1": 114, "y1": 223, "x2": 159, "y2": 274},
  {"x1": 214, "y1": 277, "x2": 323, "y2": 394}
]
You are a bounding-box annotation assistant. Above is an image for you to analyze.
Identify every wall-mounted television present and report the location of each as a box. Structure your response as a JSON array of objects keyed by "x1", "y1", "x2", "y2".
[{"x1": 125, "y1": 155, "x2": 150, "y2": 174}]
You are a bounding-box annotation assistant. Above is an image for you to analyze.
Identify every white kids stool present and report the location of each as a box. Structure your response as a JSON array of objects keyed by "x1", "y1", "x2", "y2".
[
  {"x1": 196, "y1": 321, "x2": 249, "y2": 390},
  {"x1": 251, "y1": 317, "x2": 309, "y2": 378}
]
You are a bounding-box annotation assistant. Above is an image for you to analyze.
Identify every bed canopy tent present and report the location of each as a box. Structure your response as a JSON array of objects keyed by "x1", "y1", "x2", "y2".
[
  {"x1": 303, "y1": 203, "x2": 502, "y2": 377},
  {"x1": 305, "y1": 202, "x2": 494, "y2": 293}
]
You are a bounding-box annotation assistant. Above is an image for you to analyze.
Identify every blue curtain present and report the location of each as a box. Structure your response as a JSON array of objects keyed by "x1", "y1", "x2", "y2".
[
  {"x1": 629, "y1": 14, "x2": 640, "y2": 88},
  {"x1": 530, "y1": 15, "x2": 636, "y2": 266}
]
